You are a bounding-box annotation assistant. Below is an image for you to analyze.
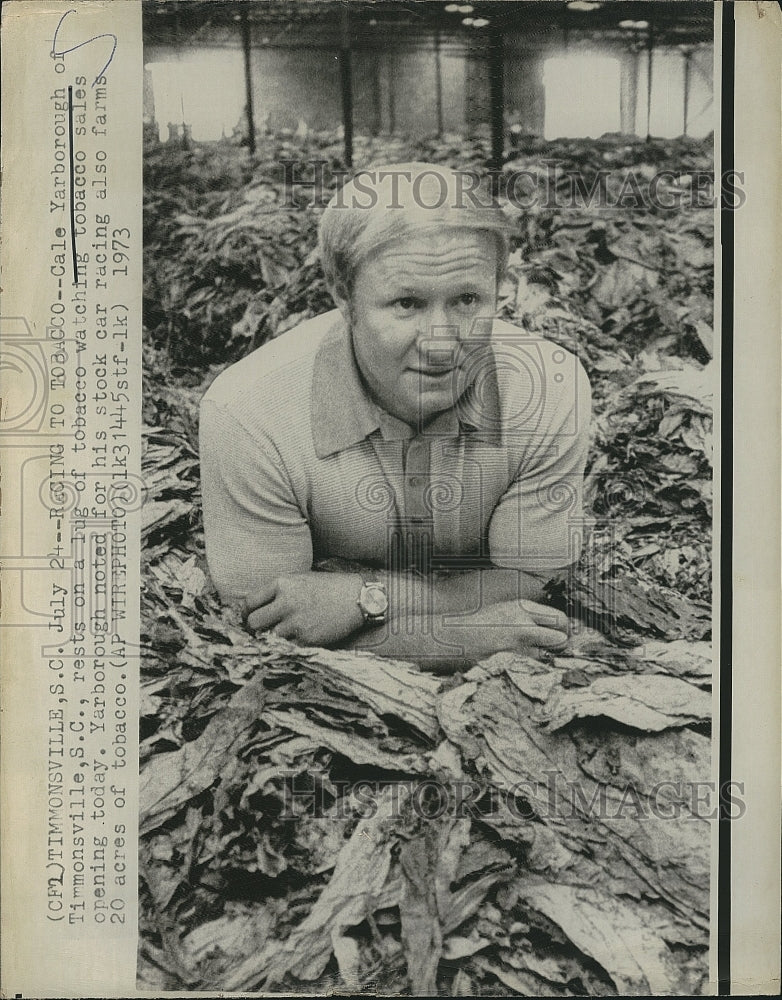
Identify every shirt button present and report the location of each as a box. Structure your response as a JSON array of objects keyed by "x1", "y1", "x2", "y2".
[{"x1": 409, "y1": 476, "x2": 422, "y2": 487}]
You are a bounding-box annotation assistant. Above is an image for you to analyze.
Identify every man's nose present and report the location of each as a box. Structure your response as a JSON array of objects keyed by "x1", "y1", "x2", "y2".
[
  {"x1": 418, "y1": 303, "x2": 459, "y2": 342},
  {"x1": 417, "y1": 309, "x2": 460, "y2": 369}
]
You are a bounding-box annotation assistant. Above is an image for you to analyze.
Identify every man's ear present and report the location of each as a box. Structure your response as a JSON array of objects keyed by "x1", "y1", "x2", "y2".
[{"x1": 331, "y1": 284, "x2": 352, "y2": 325}]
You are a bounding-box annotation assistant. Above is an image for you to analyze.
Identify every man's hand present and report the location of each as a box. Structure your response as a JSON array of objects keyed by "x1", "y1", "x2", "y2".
[
  {"x1": 452, "y1": 598, "x2": 569, "y2": 659},
  {"x1": 244, "y1": 572, "x2": 365, "y2": 646},
  {"x1": 349, "y1": 596, "x2": 569, "y2": 669}
]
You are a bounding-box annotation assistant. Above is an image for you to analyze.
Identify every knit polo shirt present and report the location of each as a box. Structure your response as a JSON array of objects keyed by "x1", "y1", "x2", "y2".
[{"x1": 199, "y1": 309, "x2": 591, "y2": 602}]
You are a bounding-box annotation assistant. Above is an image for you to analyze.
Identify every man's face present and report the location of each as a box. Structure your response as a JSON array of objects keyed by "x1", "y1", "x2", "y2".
[{"x1": 342, "y1": 230, "x2": 499, "y2": 427}]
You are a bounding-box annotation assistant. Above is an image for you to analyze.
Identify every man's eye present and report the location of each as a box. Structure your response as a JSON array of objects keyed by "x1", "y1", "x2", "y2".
[
  {"x1": 457, "y1": 293, "x2": 479, "y2": 308},
  {"x1": 394, "y1": 297, "x2": 418, "y2": 312}
]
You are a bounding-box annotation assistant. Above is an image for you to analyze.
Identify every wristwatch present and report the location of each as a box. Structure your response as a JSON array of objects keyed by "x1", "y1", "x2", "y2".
[{"x1": 357, "y1": 579, "x2": 389, "y2": 625}]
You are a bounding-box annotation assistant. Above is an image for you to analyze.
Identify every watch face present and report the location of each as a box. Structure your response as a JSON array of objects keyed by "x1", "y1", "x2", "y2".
[{"x1": 364, "y1": 587, "x2": 388, "y2": 615}]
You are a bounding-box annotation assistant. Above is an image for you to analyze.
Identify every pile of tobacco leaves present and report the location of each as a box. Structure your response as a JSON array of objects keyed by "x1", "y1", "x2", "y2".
[{"x1": 140, "y1": 131, "x2": 714, "y2": 994}]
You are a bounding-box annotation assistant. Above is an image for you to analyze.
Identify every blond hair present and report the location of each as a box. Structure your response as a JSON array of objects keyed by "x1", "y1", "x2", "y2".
[{"x1": 318, "y1": 162, "x2": 511, "y2": 301}]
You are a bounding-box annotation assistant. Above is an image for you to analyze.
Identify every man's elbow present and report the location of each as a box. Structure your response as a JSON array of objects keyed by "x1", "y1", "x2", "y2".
[
  {"x1": 519, "y1": 566, "x2": 571, "y2": 601},
  {"x1": 212, "y1": 575, "x2": 243, "y2": 607},
  {"x1": 541, "y1": 565, "x2": 571, "y2": 587},
  {"x1": 204, "y1": 552, "x2": 247, "y2": 607}
]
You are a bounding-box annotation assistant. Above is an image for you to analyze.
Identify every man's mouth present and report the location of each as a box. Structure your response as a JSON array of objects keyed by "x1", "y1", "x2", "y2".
[{"x1": 413, "y1": 366, "x2": 455, "y2": 377}]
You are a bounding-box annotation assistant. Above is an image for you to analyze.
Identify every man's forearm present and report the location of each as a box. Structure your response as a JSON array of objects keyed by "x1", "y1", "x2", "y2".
[
  {"x1": 318, "y1": 563, "x2": 567, "y2": 671},
  {"x1": 416, "y1": 566, "x2": 550, "y2": 612},
  {"x1": 242, "y1": 563, "x2": 568, "y2": 659},
  {"x1": 315, "y1": 559, "x2": 556, "y2": 618}
]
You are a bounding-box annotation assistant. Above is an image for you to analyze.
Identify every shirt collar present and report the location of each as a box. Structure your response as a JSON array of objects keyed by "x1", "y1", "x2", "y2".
[{"x1": 311, "y1": 313, "x2": 501, "y2": 458}]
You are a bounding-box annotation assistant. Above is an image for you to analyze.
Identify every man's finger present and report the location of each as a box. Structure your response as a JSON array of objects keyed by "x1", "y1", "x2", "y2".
[
  {"x1": 247, "y1": 599, "x2": 284, "y2": 633},
  {"x1": 271, "y1": 619, "x2": 299, "y2": 642},
  {"x1": 518, "y1": 625, "x2": 569, "y2": 650},
  {"x1": 242, "y1": 582, "x2": 278, "y2": 623},
  {"x1": 518, "y1": 600, "x2": 569, "y2": 634}
]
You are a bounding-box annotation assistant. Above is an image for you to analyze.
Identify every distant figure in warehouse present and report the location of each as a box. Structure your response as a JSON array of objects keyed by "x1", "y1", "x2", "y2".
[{"x1": 200, "y1": 163, "x2": 591, "y2": 670}]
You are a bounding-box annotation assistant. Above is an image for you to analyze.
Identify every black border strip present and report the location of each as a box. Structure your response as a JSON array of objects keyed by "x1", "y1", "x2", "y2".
[{"x1": 718, "y1": 1, "x2": 735, "y2": 995}]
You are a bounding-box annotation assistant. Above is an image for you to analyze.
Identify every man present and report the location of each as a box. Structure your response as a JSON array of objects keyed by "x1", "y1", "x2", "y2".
[{"x1": 200, "y1": 163, "x2": 591, "y2": 670}]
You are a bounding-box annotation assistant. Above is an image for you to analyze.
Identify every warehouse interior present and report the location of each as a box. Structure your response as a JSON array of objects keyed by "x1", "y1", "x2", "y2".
[
  {"x1": 144, "y1": 0, "x2": 714, "y2": 161},
  {"x1": 141, "y1": 3, "x2": 717, "y2": 992}
]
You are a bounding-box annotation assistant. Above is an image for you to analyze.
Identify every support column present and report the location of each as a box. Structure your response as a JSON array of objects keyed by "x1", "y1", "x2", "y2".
[
  {"x1": 434, "y1": 29, "x2": 444, "y2": 137},
  {"x1": 372, "y1": 56, "x2": 382, "y2": 136},
  {"x1": 240, "y1": 7, "x2": 256, "y2": 155},
  {"x1": 645, "y1": 25, "x2": 654, "y2": 141},
  {"x1": 339, "y1": 6, "x2": 354, "y2": 168},
  {"x1": 620, "y1": 49, "x2": 640, "y2": 135},
  {"x1": 388, "y1": 52, "x2": 396, "y2": 134},
  {"x1": 488, "y1": 24, "x2": 505, "y2": 179},
  {"x1": 683, "y1": 47, "x2": 692, "y2": 136}
]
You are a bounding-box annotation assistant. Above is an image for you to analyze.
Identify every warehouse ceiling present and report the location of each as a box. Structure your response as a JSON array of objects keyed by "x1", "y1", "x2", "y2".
[{"x1": 144, "y1": 1, "x2": 715, "y2": 49}]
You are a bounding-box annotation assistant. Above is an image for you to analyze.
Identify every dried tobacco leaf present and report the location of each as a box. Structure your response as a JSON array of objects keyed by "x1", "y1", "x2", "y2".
[
  {"x1": 140, "y1": 673, "x2": 268, "y2": 835},
  {"x1": 515, "y1": 877, "x2": 693, "y2": 994},
  {"x1": 225, "y1": 786, "x2": 405, "y2": 991},
  {"x1": 533, "y1": 672, "x2": 711, "y2": 731},
  {"x1": 436, "y1": 658, "x2": 710, "y2": 927}
]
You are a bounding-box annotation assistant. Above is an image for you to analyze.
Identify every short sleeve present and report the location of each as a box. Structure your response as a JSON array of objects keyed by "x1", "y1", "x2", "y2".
[
  {"x1": 199, "y1": 397, "x2": 313, "y2": 602},
  {"x1": 488, "y1": 357, "x2": 592, "y2": 572}
]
